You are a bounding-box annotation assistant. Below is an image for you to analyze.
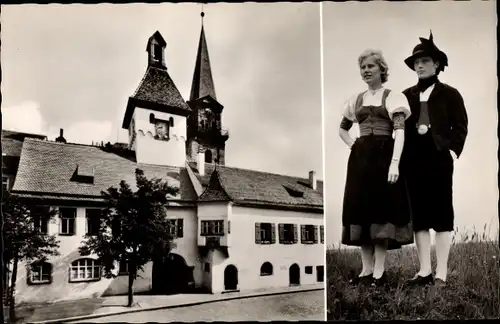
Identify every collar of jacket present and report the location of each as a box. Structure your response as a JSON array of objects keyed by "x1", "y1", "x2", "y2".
[{"x1": 409, "y1": 79, "x2": 445, "y2": 101}]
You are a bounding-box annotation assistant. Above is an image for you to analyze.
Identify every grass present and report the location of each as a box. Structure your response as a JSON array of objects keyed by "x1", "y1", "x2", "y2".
[{"x1": 327, "y1": 227, "x2": 500, "y2": 320}]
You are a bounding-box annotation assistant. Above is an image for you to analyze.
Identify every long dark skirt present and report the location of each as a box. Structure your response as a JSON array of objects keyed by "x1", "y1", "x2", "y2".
[
  {"x1": 341, "y1": 135, "x2": 414, "y2": 250},
  {"x1": 403, "y1": 132, "x2": 454, "y2": 232}
]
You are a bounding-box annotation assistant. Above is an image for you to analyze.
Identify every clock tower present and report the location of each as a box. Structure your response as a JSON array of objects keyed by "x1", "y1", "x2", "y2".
[
  {"x1": 186, "y1": 13, "x2": 229, "y2": 165},
  {"x1": 122, "y1": 31, "x2": 191, "y2": 167}
]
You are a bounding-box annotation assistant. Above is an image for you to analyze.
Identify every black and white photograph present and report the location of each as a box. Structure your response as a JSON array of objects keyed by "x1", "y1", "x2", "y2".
[
  {"x1": 0, "y1": 3, "x2": 324, "y2": 322},
  {"x1": 323, "y1": 0, "x2": 499, "y2": 321}
]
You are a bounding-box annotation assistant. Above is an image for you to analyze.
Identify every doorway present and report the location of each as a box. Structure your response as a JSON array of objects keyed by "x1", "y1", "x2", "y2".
[
  {"x1": 289, "y1": 263, "x2": 300, "y2": 285},
  {"x1": 152, "y1": 253, "x2": 193, "y2": 294},
  {"x1": 224, "y1": 264, "x2": 238, "y2": 290}
]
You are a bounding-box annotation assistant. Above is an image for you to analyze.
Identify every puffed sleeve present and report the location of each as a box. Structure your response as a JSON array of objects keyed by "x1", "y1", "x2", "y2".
[
  {"x1": 386, "y1": 91, "x2": 411, "y2": 121},
  {"x1": 341, "y1": 94, "x2": 358, "y2": 122}
]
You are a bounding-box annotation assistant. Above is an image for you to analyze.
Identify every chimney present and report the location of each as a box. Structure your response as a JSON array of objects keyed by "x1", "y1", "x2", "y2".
[
  {"x1": 309, "y1": 170, "x2": 317, "y2": 191},
  {"x1": 198, "y1": 152, "x2": 205, "y2": 176},
  {"x1": 55, "y1": 128, "x2": 67, "y2": 143}
]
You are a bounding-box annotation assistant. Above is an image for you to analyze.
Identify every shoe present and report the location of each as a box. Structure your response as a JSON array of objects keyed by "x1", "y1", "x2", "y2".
[
  {"x1": 434, "y1": 278, "x2": 447, "y2": 288},
  {"x1": 407, "y1": 274, "x2": 434, "y2": 286},
  {"x1": 349, "y1": 274, "x2": 373, "y2": 286},
  {"x1": 371, "y1": 272, "x2": 388, "y2": 287}
]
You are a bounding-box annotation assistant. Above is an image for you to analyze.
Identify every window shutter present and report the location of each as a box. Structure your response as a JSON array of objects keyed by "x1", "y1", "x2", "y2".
[
  {"x1": 48, "y1": 263, "x2": 53, "y2": 284},
  {"x1": 293, "y1": 224, "x2": 298, "y2": 244},
  {"x1": 320, "y1": 225, "x2": 324, "y2": 243},
  {"x1": 301, "y1": 225, "x2": 306, "y2": 243},
  {"x1": 255, "y1": 223, "x2": 261, "y2": 244},
  {"x1": 177, "y1": 219, "x2": 184, "y2": 238},
  {"x1": 271, "y1": 223, "x2": 276, "y2": 244},
  {"x1": 278, "y1": 224, "x2": 284, "y2": 243},
  {"x1": 314, "y1": 225, "x2": 319, "y2": 243},
  {"x1": 69, "y1": 218, "x2": 75, "y2": 235}
]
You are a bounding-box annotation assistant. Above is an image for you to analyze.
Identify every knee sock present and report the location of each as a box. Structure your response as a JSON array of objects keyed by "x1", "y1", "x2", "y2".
[
  {"x1": 360, "y1": 245, "x2": 374, "y2": 276},
  {"x1": 373, "y1": 241, "x2": 388, "y2": 279},
  {"x1": 434, "y1": 231, "x2": 452, "y2": 281},
  {"x1": 415, "y1": 230, "x2": 432, "y2": 277}
]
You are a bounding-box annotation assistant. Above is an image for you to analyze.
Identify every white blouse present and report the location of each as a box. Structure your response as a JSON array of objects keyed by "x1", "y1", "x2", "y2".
[{"x1": 342, "y1": 88, "x2": 412, "y2": 123}]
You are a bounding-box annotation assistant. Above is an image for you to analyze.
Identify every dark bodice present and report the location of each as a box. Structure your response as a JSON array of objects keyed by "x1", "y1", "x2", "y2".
[{"x1": 357, "y1": 105, "x2": 394, "y2": 137}]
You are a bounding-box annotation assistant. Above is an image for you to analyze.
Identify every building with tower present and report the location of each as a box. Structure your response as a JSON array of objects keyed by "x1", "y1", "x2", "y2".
[{"x1": 2, "y1": 14, "x2": 324, "y2": 303}]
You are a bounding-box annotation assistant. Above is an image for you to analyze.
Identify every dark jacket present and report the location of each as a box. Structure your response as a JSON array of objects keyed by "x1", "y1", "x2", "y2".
[{"x1": 402, "y1": 80, "x2": 468, "y2": 160}]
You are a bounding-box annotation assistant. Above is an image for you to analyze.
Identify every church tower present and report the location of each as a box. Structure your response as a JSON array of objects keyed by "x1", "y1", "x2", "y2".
[
  {"x1": 122, "y1": 31, "x2": 192, "y2": 167},
  {"x1": 186, "y1": 12, "x2": 229, "y2": 165}
]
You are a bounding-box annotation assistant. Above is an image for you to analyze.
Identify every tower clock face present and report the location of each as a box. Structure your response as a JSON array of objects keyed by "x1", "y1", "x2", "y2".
[{"x1": 155, "y1": 121, "x2": 168, "y2": 139}]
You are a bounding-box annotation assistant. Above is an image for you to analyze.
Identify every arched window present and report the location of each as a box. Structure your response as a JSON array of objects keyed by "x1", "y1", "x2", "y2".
[
  {"x1": 205, "y1": 150, "x2": 212, "y2": 163},
  {"x1": 69, "y1": 258, "x2": 101, "y2": 282},
  {"x1": 260, "y1": 262, "x2": 273, "y2": 276},
  {"x1": 28, "y1": 261, "x2": 52, "y2": 285}
]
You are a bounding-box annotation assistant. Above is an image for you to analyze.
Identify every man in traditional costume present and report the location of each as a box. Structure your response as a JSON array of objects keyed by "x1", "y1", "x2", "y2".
[{"x1": 401, "y1": 31, "x2": 468, "y2": 287}]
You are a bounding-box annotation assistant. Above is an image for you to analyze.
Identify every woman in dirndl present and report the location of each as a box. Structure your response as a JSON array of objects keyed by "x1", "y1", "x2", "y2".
[{"x1": 339, "y1": 49, "x2": 414, "y2": 287}]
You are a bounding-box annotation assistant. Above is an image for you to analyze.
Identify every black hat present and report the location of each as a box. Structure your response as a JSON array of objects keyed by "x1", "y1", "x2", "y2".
[{"x1": 404, "y1": 30, "x2": 448, "y2": 72}]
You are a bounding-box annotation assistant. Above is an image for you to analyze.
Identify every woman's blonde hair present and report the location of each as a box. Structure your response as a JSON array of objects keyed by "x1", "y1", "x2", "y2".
[{"x1": 358, "y1": 49, "x2": 389, "y2": 83}]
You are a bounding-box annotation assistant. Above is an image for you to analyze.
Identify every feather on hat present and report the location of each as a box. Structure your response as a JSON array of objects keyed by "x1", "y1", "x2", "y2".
[{"x1": 404, "y1": 30, "x2": 448, "y2": 72}]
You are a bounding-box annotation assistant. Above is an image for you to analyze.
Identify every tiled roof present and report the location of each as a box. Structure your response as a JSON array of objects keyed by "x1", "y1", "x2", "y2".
[
  {"x1": 122, "y1": 66, "x2": 192, "y2": 129},
  {"x1": 189, "y1": 162, "x2": 323, "y2": 211},
  {"x1": 2, "y1": 129, "x2": 47, "y2": 157},
  {"x1": 197, "y1": 170, "x2": 232, "y2": 202},
  {"x1": 132, "y1": 67, "x2": 190, "y2": 112},
  {"x1": 12, "y1": 139, "x2": 197, "y2": 202}
]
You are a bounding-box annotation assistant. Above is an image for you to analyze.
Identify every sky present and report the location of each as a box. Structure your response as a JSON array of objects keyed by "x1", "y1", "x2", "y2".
[
  {"x1": 1, "y1": 3, "x2": 323, "y2": 180},
  {"x1": 323, "y1": 1, "x2": 498, "y2": 246}
]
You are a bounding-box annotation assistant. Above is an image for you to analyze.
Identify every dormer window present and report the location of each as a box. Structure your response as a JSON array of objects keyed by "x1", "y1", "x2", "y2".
[
  {"x1": 283, "y1": 185, "x2": 304, "y2": 198},
  {"x1": 71, "y1": 165, "x2": 95, "y2": 184}
]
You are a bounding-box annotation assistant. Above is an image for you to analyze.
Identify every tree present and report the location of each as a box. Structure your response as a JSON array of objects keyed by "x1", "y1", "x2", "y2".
[
  {"x1": 2, "y1": 192, "x2": 60, "y2": 322},
  {"x1": 79, "y1": 168, "x2": 179, "y2": 307}
]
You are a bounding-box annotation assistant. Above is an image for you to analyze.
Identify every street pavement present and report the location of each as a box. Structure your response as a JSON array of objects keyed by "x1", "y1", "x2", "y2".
[{"x1": 74, "y1": 290, "x2": 325, "y2": 322}]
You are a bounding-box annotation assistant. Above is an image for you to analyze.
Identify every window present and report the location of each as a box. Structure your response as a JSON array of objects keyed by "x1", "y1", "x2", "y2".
[
  {"x1": 118, "y1": 260, "x2": 128, "y2": 275},
  {"x1": 204, "y1": 263, "x2": 210, "y2": 273},
  {"x1": 305, "y1": 266, "x2": 313, "y2": 274},
  {"x1": 255, "y1": 223, "x2": 276, "y2": 244},
  {"x1": 279, "y1": 223, "x2": 297, "y2": 244},
  {"x1": 316, "y1": 265, "x2": 324, "y2": 282},
  {"x1": 205, "y1": 150, "x2": 212, "y2": 163},
  {"x1": 260, "y1": 262, "x2": 273, "y2": 276},
  {"x1": 32, "y1": 206, "x2": 50, "y2": 234},
  {"x1": 2, "y1": 176, "x2": 8, "y2": 192},
  {"x1": 153, "y1": 44, "x2": 162, "y2": 61},
  {"x1": 169, "y1": 117, "x2": 174, "y2": 127},
  {"x1": 320, "y1": 225, "x2": 324, "y2": 244},
  {"x1": 69, "y1": 258, "x2": 101, "y2": 282},
  {"x1": 167, "y1": 219, "x2": 184, "y2": 238},
  {"x1": 28, "y1": 262, "x2": 52, "y2": 285},
  {"x1": 301, "y1": 225, "x2": 318, "y2": 244},
  {"x1": 200, "y1": 220, "x2": 224, "y2": 236},
  {"x1": 59, "y1": 208, "x2": 76, "y2": 235},
  {"x1": 86, "y1": 209, "x2": 101, "y2": 236}
]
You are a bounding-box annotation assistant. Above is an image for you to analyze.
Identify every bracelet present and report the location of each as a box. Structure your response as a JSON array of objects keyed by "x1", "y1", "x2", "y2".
[{"x1": 391, "y1": 157, "x2": 400, "y2": 164}]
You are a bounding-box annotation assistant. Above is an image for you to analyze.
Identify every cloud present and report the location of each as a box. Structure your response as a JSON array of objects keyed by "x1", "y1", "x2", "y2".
[
  {"x1": 2, "y1": 101, "x2": 113, "y2": 145},
  {"x1": 2, "y1": 101, "x2": 46, "y2": 135}
]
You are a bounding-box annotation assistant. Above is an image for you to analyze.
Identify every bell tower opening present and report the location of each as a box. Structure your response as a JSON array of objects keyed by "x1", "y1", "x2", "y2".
[{"x1": 205, "y1": 150, "x2": 212, "y2": 163}]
